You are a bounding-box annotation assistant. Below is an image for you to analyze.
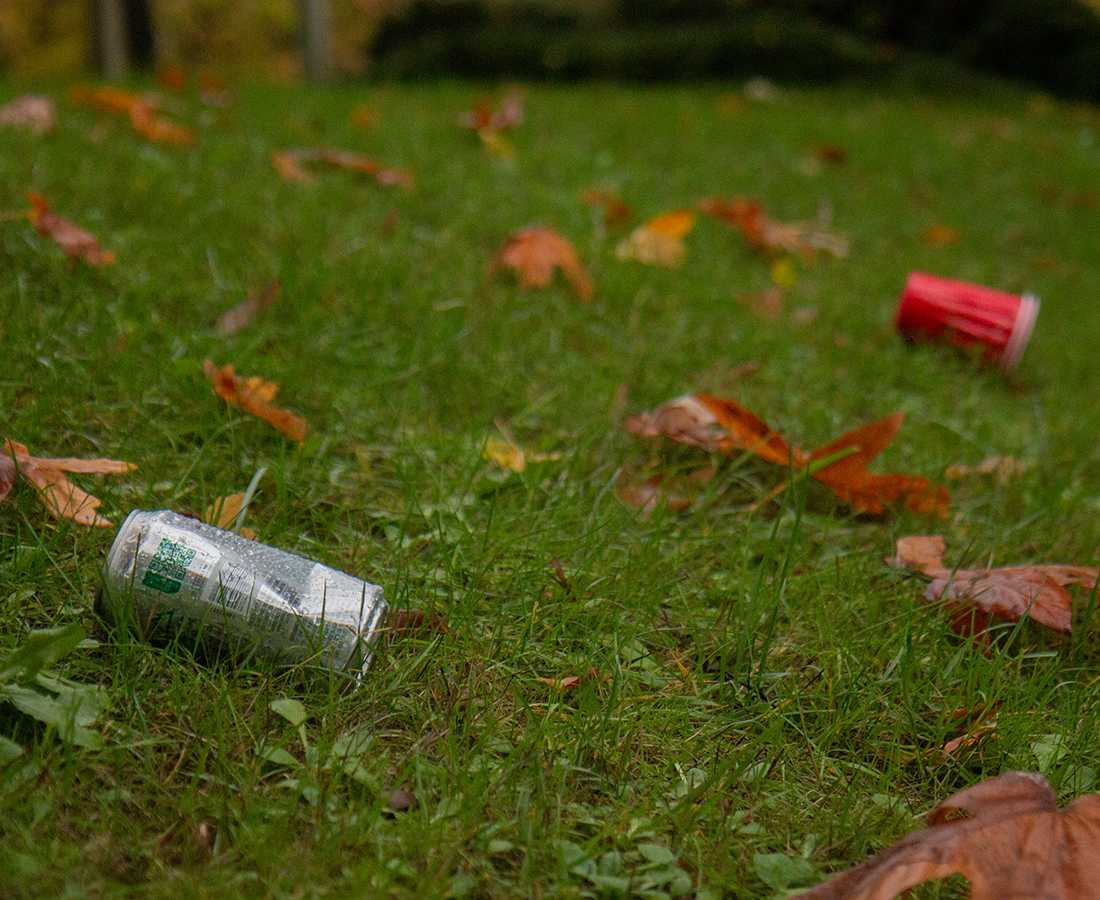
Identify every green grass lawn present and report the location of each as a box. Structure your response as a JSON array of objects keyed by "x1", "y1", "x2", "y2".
[{"x1": 3, "y1": 71, "x2": 1100, "y2": 897}]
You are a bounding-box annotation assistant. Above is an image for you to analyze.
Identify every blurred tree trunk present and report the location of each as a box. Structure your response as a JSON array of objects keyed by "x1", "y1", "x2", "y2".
[
  {"x1": 300, "y1": 0, "x2": 332, "y2": 81},
  {"x1": 92, "y1": 0, "x2": 129, "y2": 77}
]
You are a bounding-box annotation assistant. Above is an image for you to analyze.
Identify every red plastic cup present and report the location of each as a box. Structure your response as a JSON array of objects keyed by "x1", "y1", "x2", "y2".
[{"x1": 895, "y1": 272, "x2": 1039, "y2": 370}]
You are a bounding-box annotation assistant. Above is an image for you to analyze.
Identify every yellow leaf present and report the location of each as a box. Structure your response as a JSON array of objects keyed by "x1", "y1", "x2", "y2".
[
  {"x1": 204, "y1": 492, "x2": 246, "y2": 529},
  {"x1": 770, "y1": 257, "x2": 797, "y2": 287}
]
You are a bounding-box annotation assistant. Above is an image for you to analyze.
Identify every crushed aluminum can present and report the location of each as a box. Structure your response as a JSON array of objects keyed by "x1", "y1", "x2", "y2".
[{"x1": 100, "y1": 509, "x2": 388, "y2": 677}]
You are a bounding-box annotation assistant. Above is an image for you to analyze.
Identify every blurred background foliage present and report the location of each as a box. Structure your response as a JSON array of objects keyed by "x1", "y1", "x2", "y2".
[{"x1": 3, "y1": 0, "x2": 1100, "y2": 100}]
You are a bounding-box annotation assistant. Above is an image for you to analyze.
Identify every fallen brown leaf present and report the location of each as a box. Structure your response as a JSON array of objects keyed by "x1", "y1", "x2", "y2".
[
  {"x1": 796, "y1": 771, "x2": 1100, "y2": 899},
  {"x1": 815, "y1": 144, "x2": 847, "y2": 165},
  {"x1": 537, "y1": 667, "x2": 599, "y2": 691},
  {"x1": 615, "y1": 210, "x2": 696, "y2": 267},
  {"x1": 809, "y1": 414, "x2": 949, "y2": 517},
  {"x1": 128, "y1": 103, "x2": 195, "y2": 147},
  {"x1": 202, "y1": 360, "x2": 308, "y2": 444},
  {"x1": 698, "y1": 196, "x2": 849, "y2": 258},
  {"x1": 457, "y1": 87, "x2": 525, "y2": 133},
  {"x1": 626, "y1": 396, "x2": 947, "y2": 517},
  {"x1": 737, "y1": 287, "x2": 784, "y2": 321},
  {"x1": 385, "y1": 786, "x2": 416, "y2": 814},
  {"x1": 888, "y1": 535, "x2": 1098, "y2": 636},
  {"x1": 203, "y1": 492, "x2": 246, "y2": 529},
  {"x1": 215, "y1": 280, "x2": 280, "y2": 336},
  {"x1": 0, "y1": 454, "x2": 17, "y2": 502},
  {"x1": 942, "y1": 706, "x2": 998, "y2": 757},
  {"x1": 625, "y1": 394, "x2": 802, "y2": 467},
  {"x1": 616, "y1": 473, "x2": 693, "y2": 516},
  {"x1": 0, "y1": 95, "x2": 55, "y2": 135},
  {"x1": 272, "y1": 148, "x2": 413, "y2": 189},
  {"x1": 581, "y1": 188, "x2": 632, "y2": 226},
  {"x1": 71, "y1": 84, "x2": 194, "y2": 147},
  {"x1": 492, "y1": 228, "x2": 593, "y2": 301},
  {"x1": 157, "y1": 63, "x2": 187, "y2": 93},
  {"x1": 945, "y1": 456, "x2": 1031, "y2": 484},
  {"x1": 27, "y1": 193, "x2": 116, "y2": 267},
  {"x1": 349, "y1": 103, "x2": 377, "y2": 129},
  {"x1": 922, "y1": 224, "x2": 960, "y2": 247},
  {"x1": 483, "y1": 435, "x2": 562, "y2": 472},
  {"x1": 2, "y1": 438, "x2": 136, "y2": 527},
  {"x1": 388, "y1": 609, "x2": 449, "y2": 635}
]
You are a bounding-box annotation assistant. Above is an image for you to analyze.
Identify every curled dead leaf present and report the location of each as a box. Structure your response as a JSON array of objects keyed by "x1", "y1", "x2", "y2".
[
  {"x1": 797, "y1": 771, "x2": 1100, "y2": 899},
  {"x1": 385, "y1": 786, "x2": 416, "y2": 814},
  {"x1": 737, "y1": 287, "x2": 784, "y2": 321},
  {"x1": 581, "y1": 188, "x2": 632, "y2": 226},
  {"x1": 71, "y1": 84, "x2": 193, "y2": 147},
  {"x1": 815, "y1": 144, "x2": 847, "y2": 165},
  {"x1": 272, "y1": 148, "x2": 413, "y2": 189},
  {"x1": 203, "y1": 492, "x2": 246, "y2": 530},
  {"x1": 27, "y1": 193, "x2": 116, "y2": 267},
  {"x1": 388, "y1": 609, "x2": 449, "y2": 635},
  {"x1": 698, "y1": 196, "x2": 849, "y2": 258},
  {"x1": 922, "y1": 224, "x2": 961, "y2": 247},
  {"x1": 625, "y1": 394, "x2": 801, "y2": 467},
  {"x1": 0, "y1": 95, "x2": 55, "y2": 135},
  {"x1": 203, "y1": 360, "x2": 308, "y2": 444},
  {"x1": 809, "y1": 414, "x2": 949, "y2": 517},
  {"x1": 457, "y1": 87, "x2": 525, "y2": 133},
  {"x1": 215, "y1": 280, "x2": 280, "y2": 336},
  {"x1": 2, "y1": 438, "x2": 136, "y2": 528},
  {"x1": 483, "y1": 435, "x2": 562, "y2": 472},
  {"x1": 626, "y1": 395, "x2": 947, "y2": 517},
  {"x1": 945, "y1": 456, "x2": 1031, "y2": 484},
  {"x1": 128, "y1": 103, "x2": 195, "y2": 147},
  {"x1": 492, "y1": 228, "x2": 593, "y2": 301},
  {"x1": 888, "y1": 535, "x2": 1098, "y2": 636},
  {"x1": 537, "y1": 667, "x2": 600, "y2": 691},
  {"x1": 615, "y1": 210, "x2": 696, "y2": 267}
]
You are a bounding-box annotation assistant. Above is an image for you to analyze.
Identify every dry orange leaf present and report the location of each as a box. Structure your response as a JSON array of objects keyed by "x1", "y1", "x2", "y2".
[
  {"x1": 271, "y1": 148, "x2": 413, "y2": 189},
  {"x1": 70, "y1": 84, "x2": 149, "y2": 117},
  {"x1": 492, "y1": 228, "x2": 593, "y2": 301},
  {"x1": 71, "y1": 84, "x2": 194, "y2": 147},
  {"x1": 203, "y1": 360, "x2": 309, "y2": 444},
  {"x1": 889, "y1": 535, "x2": 1098, "y2": 636},
  {"x1": 809, "y1": 414, "x2": 949, "y2": 517},
  {"x1": 615, "y1": 210, "x2": 696, "y2": 267},
  {"x1": 457, "y1": 87, "x2": 525, "y2": 133},
  {"x1": 349, "y1": 104, "x2": 378, "y2": 129},
  {"x1": 942, "y1": 706, "x2": 999, "y2": 757},
  {"x1": 815, "y1": 144, "x2": 847, "y2": 165},
  {"x1": 737, "y1": 287, "x2": 784, "y2": 320},
  {"x1": 128, "y1": 103, "x2": 195, "y2": 147},
  {"x1": 923, "y1": 224, "x2": 961, "y2": 247},
  {"x1": 616, "y1": 466, "x2": 714, "y2": 517},
  {"x1": 0, "y1": 95, "x2": 55, "y2": 135},
  {"x1": 796, "y1": 771, "x2": 1100, "y2": 899},
  {"x1": 27, "y1": 192, "x2": 116, "y2": 267},
  {"x1": 156, "y1": 62, "x2": 187, "y2": 93},
  {"x1": 483, "y1": 435, "x2": 562, "y2": 472},
  {"x1": 388, "y1": 609, "x2": 450, "y2": 635},
  {"x1": 537, "y1": 667, "x2": 599, "y2": 691},
  {"x1": 204, "y1": 492, "x2": 246, "y2": 529},
  {"x1": 2, "y1": 438, "x2": 136, "y2": 528},
  {"x1": 626, "y1": 394, "x2": 802, "y2": 467},
  {"x1": 627, "y1": 395, "x2": 947, "y2": 517},
  {"x1": 698, "y1": 196, "x2": 849, "y2": 258},
  {"x1": 581, "y1": 189, "x2": 632, "y2": 226},
  {"x1": 945, "y1": 455, "x2": 1031, "y2": 483},
  {"x1": 215, "y1": 280, "x2": 280, "y2": 336}
]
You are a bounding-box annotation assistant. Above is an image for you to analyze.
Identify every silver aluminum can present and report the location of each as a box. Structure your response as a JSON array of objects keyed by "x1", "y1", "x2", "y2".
[{"x1": 101, "y1": 509, "x2": 388, "y2": 676}]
